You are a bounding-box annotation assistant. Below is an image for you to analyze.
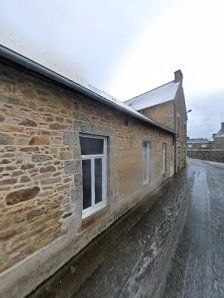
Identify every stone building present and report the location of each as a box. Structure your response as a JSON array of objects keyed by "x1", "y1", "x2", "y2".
[
  {"x1": 125, "y1": 70, "x2": 187, "y2": 172},
  {"x1": 187, "y1": 138, "x2": 210, "y2": 149},
  {"x1": 213, "y1": 122, "x2": 224, "y2": 149},
  {"x1": 187, "y1": 123, "x2": 224, "y2": 163},
  {"x1": 0, "y1": 46, "x2": 186, "y2": 297}
]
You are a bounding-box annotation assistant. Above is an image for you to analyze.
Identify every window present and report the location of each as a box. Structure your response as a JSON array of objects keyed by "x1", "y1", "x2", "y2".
[
  {"x1": 80, "y1": 135, "x2": 107, "y2": 219},
  {"x1": 201, "y1": 144, "x2": 208, "y2": 148},
  {"x1": 162, "y1": 143, "x2": 167, "y2": 174},
  {"x1": 188, "y1": 144, "x2": 192, "y2": 148},
  {"x1": 143, "y1": 141, "x2": 151, "y2": 184},
  {"x1": 176, "y1": 114, "x2": 180, "y2": 134}
]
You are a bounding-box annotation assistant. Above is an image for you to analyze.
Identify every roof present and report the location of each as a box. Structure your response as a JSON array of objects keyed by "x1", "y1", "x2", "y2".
[
  {"x1": 0, "y1": 44, "x2": 175, "y2": 135},
  {"x1": 187, "y1": 138, "x2": 210, "y2": 144},
  {"x1": 125, "y1": 81, "x2": 180, "y2": 111}
]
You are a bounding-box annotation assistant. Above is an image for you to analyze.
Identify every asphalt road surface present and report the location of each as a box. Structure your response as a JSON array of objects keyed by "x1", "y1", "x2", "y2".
[
  {"x1": 163, "y1": 159, "x2": 224, "y2": 298},
  {"x1": 29, "y1": 159, "x2": 224, "y2": 298},
  {"x1": 30, "y1": 162, "x2": 192, "y2": 298}
]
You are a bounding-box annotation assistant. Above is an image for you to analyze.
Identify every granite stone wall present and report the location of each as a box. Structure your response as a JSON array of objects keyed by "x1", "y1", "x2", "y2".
[
  {"x1": 187, "y1": 149, "x2": 224, "y2": 163},
  {"x1": 141, "y1": 100, "x2": 174, "y2": 131},
  {"x1": 140, "y1": 86, "x2": 187, "y2": 172},
  {"x1": 0, "y1": 61, "x2": 174, "y2": 297}
]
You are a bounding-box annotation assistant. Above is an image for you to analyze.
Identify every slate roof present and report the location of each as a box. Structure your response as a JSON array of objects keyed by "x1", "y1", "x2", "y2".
[
  {"x1": 187, "y1": 138, "x2": 210, "y2": 144},
  {"x1": 125, "y1": 81, "x2": 180, "y2": 111}
]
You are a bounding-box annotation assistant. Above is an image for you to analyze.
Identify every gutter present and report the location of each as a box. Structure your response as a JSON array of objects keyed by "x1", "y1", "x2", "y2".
[{"x1": 0, "y1": 44, "x2": 175, "y2": 135}]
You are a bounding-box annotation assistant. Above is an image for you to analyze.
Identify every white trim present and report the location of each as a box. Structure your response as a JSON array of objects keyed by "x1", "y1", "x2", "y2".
[
  {"x1": 82, "y1": 201, "x2": 106, "y2": 219},
  {"x1": 91, "y1": 158, "x2": 95, "y2": 208},
  {"x1": 81, "y1": 154, "x2": 104, "y2": 159},
  {"x1": 80, "y1": 134, "x2": 107, "y2": 219},
  {"x1": 102, "y1": 138, "x2": 107, "y2": 209}
]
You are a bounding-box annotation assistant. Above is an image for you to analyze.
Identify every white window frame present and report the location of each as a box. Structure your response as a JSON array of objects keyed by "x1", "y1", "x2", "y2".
[
  {"x1": 162, "y1": 143, "x2": 167, "y2": 174},
  {"x1": 80, "y1": 134, "x2": 107, "y2": 219},
  {"x1": 143, "y1": 141, "x2": 151, "y2": 185}
]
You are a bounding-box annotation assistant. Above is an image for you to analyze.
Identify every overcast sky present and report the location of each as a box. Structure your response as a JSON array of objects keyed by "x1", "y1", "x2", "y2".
[{"x1": 0, "y1": 0, "x2": 224, "y2": 139}]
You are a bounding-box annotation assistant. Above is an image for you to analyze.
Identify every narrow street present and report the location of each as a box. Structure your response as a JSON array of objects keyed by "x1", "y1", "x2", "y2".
[
  {"x1": 29, "y1": 159, "x2": 224, "y2": 298},
  {"x1": 163, "y1": 159, "x2": 224, "y2": 298}
]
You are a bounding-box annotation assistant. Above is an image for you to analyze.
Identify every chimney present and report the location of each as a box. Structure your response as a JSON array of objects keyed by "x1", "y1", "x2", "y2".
[{"x1": 174, "y1": 70, "x2": 183, "y2": 82}]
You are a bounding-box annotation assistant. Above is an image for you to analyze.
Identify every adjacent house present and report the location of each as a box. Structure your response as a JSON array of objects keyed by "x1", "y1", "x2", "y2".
[
  {"x1": 213, "y1": 122, "x2": 224, "y2": 149},
  {"x1": 125, "y1": 70, "x2": 187, "y2": 172},
  {"x1": 187, "y1": 138, "x2": 210, "y2": 149},
  {"x1": 187, "y1": 123, "x2": 224, "y2": 163},
  {"x1": 0, "y1": 45, "x2": 186, "y2": 298},
  {"x1": 187, "y1": 122, "x2": 224, "y2": 150}
]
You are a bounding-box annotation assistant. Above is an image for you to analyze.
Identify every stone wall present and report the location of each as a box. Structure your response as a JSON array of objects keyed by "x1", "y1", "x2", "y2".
[
  {"x1": 141, "y1": 100, "x2": 174, "y2": 131},
  {"x1": 213, "y1": 137, "x2": 224, "y2": 149},
  {"x1": 139, "y1": 85, "x2": 187, "y2": 172},
  {"x1": 187, "y1": 149, "x2": 224, "y2": 163},
  {"x1": 0, "y1": 61, "x2": 175, "y2": 297}
]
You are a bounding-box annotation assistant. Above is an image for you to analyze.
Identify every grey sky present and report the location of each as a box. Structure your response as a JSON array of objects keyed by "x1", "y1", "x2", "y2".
[{"x1": 0, "y1": 0, "x2": 223, "y2": 139}]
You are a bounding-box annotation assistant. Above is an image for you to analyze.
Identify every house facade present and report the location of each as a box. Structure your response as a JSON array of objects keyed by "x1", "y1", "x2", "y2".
[
  {"x1": 187, "y1": 122, "x2": 224, "y2": 150},
  {"x1": 213, "y1": 122, "x2": 224, "y2": 149},
  {"x1": 0, "y1": 46, "x2": 186, "y2": 297},
  {"x1": 187, "y1": 138, "x2": 210, "y2": 149},
  {"x1": 187, "y1": 123, "x2": 224, "y2": 163},
  {"x1": 125, "y1": 70, "x2": 187, "y2": 172}
]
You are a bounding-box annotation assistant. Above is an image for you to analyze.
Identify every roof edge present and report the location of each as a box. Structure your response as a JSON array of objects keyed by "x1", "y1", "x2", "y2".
[
  {"x1": 124, "y1": 80, "x2": 176, "y2": 105},
  {"x1": 0, "y1": 44, "x2": 175, "y2": 135},
  {"x1": 138, "y1": 99, "x2": 174, "y2": 111}
]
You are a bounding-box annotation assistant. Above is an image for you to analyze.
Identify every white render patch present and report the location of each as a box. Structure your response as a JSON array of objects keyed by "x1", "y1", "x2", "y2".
[{"x1": 125, "y1": 81, "x2": 180, "y2": 111}]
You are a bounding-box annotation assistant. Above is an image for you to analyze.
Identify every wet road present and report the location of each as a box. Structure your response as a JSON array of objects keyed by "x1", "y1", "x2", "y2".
[
  {"x1": 29, "y1": 159, "x2": 224, "y2": 298},
  {"x1": 30, "y1": 164, "x2": 192, "y2": 298},
  {"x1": 163, "y1": 159, "x2": 224, "y2": 298}
]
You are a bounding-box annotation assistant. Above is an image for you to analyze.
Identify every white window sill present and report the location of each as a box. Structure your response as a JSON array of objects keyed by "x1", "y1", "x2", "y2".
[{"x1": 82, "y1": 202, "x2": 107, "y2": 220}]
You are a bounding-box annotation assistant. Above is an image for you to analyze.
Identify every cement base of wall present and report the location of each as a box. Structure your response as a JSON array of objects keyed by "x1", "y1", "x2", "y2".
[{"x1": 187, "y1": 149, "x2": 224, "y2": 163}]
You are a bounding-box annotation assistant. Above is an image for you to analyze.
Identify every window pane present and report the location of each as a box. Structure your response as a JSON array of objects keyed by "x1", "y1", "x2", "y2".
[
  {"x1": 95, "y1": 158, "x2": 102, "y2": 204},
  {"x1": 80, "y1": 136, "x2": 104, "y2": 155},
  {"x1": 82, "y1": 159, "x2": 91, "y2": 209}
]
